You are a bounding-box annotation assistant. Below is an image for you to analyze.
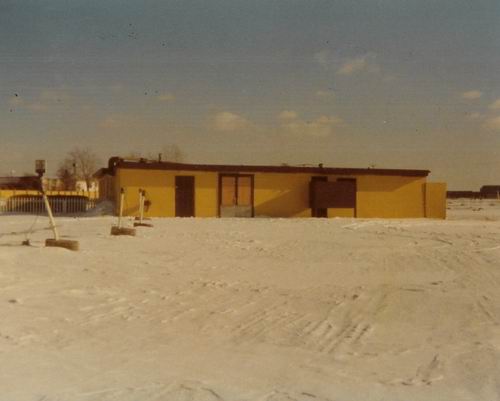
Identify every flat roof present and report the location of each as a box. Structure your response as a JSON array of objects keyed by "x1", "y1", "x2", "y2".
[
  {"x1": 0, "y1": 176, "x2": 39, "y2": 189},
  {"x1": 95, "y1": 157, "x2": 430, "y2": 178}
]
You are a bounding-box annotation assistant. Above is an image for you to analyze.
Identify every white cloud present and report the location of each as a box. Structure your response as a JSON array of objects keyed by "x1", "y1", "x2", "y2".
[
  {"x1": 100, "y1": 114, "x2": 127, "y2": 129},
  {"x1": 157, "y1": 93, "x2": 175, "y2": 102},
  {"x1": 382, "y1": 74, "x2": 397, "y2": 83},
  {"x1": 337, "y1": 56, "x2": 368, "y2": 75},
  {"x1": 278, "y1": 111, "x2": 342, "y2": 137},
  {"x1": 314, "y1": 50, "x2": 380, "y2": 76},
  {"x1": 461, "y1": 90, "x2": 482, "y2": 100},
  {"x1": 214, "y1": 111, "x2": 249, "y2": 132},
  {"x1": 7, "y1": 88, "x2": 70, "y2": 112},
  {"x1": 8, "y1": 95, "x2": 23, "y2": 107},
  {"x1": 489, "y1": 99, "x2": 500, "y2": 110},
  {"x1": 278, "y1": 110, "x2": 298, "y2": 120},
  {"x1": 466, "y1": 112, "x2": 483, "y2": 120},
  {"x1": 110, "y1": 83, "x2": 124, "y2": 92},
  {"x1": 313, "y1": 50, "x2": 331, "y2": 67},
  {"x1": 40, "y1": 89, "x2": 70, "y2": 102},
  {"x1": 483, "y1": 116, "x2": 500, "y2": 131},
  {"x1": 212, "y1": 110, "x2": 342, "y2": 137},
  {"x1": 28, "y1": 102, "x2": 48, "y2": 112},
  {"x1": 315, "y1": 89, "x2": 335, "y2": 98},
  {"x1": 337, "y1": 54, "x2": 379, "y2": 76}
]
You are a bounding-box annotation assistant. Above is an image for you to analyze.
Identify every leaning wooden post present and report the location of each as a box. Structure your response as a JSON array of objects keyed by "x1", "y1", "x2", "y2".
[
  {"x1": 111, "y1": 187, "x2": 136, "y2": 236},
  {"x1": 42, "y1": 191, "x2": 59, "y2": 240},
  {"x1": 35, "y1": 159, "x2": 79, "y2": 251},
  {"x1": 118, "y1": 187, "x2": 125, "y2": 228},
  {"x1": 139, "y1": 188, "x2": 144, "y2": 224},
  {"x1": 134, "y1": 189, "x2": 153, "y2": 228}
]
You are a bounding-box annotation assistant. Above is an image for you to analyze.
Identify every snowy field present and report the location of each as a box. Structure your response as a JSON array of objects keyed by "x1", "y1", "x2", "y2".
[{"x1": 1, "y1": 199, "x2": 500, "y2": 401}]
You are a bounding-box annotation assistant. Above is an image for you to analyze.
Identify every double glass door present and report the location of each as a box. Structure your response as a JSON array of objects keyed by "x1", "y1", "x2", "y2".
[{"x1": 219, "y1": 174, "x2": 254, "y2": 217}]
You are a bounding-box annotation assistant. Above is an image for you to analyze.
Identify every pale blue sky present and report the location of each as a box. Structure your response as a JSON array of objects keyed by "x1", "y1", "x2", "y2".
[{"x1": 1, "y1": 0, "x2": 499, "y2": 189}]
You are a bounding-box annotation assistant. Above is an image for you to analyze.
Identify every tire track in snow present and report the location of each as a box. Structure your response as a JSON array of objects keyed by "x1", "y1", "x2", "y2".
[
  {"x1": 438, "y1": 248, "x2": 500, "y2": 325},
  {"x1": 314, "y1": 291, "x2": 387, "y2": 356},
  {"x1": 401, "y1": 354, "x2": 443, "y2": 386},
  {"x1": 260, "y1": 390, "x2": 332, "y2": 401},
  {"x1": 54, "y1": 381, "x2": 224, "y2": 401},
  {"x1": 228, "y1": 289, "x2": 386, "y2": 358},
  {"x1": 231, "y1": 300, "x2": 293, "y2": 342}
]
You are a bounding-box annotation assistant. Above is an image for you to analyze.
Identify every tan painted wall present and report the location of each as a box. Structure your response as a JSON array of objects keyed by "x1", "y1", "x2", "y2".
[
  {"x1": 424, "y1": 182, "x2": 447, "y2": 219},
  {"x1": 111, "y1": 167, "x2": 434, "y2": 218}
]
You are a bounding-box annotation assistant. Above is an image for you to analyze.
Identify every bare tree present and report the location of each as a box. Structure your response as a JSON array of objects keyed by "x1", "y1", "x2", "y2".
[
  {"x1": 123, "y1": 145, "x2": 186, "y2": 163},
  {"x1": 136, "y1": 144, "x2": 186, "y2": 162},
  {"x1": 123, "y1": 151, "x2": 142, "y2": 159},
  {"x1": 56, "y1": 165, "x2": 76, "y2": 190},
  {"x1": 57, "y1": 147, "x2": 101, "y2": 190},
  {"x1": 154, "y1": 144, "x2": 185, "y2": 162}
]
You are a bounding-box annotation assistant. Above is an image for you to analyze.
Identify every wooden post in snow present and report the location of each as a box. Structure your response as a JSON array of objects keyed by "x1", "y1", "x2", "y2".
[
  {"x1": 34, "y1": 159, "x2": 79, "y2": 251},
  {"x1": 42, "y1": 192, "x2": 59, "y2": 240},
  {"x1": 118, "y1": 188, "x2": 125, "y2": 228},
  {"x1": 134, "y1": 189, "x2": 153, "y2": 228},
  {"x1": 111, "y1": 187, "x2": 136, "y2": 236}
]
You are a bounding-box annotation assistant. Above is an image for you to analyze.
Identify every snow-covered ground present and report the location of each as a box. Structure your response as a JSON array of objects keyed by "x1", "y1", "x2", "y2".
[
  {"x1": 1, "y1": 199, "x2": 499, "y2": 401},
  {"x1": 447, "y1": 198, "x2": 500, "y2": 221}
]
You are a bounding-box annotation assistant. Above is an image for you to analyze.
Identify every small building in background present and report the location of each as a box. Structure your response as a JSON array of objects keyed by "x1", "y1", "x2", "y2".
[
  {"x1": 75, "y1": 180, "x2": 98, "y2": 192},
  {"x1": 480, "y1": 185, "x2": 500, "y2": 199},
  {"x1": 447, "y1": 186, "x2": 500, "y2": 199},
  {"x1": 94, "y1": 157, "x2": 447, "y2": 219},
  {"x1": 42, "y1": 177, "x2": 64, "y2": 191},
  {"x1": 0, "y1": 176, "x2": 39, "y2": 190},
  {"x1": 446, "y1": 191, "x2": 480, "y2": 199}
]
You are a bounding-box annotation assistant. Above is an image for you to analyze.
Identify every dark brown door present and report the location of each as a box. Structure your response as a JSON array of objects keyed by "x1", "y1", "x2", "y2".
[
  {"x1": 175, "y1": 176, "x2": 195, "y2": 217},
  {"x1": 337, "y1": 178, "x2": 357, "y2": 217},
  {"x1": 310, "y1": 176, "x2": 328, "y2": 217}
]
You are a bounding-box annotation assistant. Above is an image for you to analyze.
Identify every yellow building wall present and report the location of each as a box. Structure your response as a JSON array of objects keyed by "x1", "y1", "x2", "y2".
[
  {"x1": 328, "y1": 208, "x2": 355, "y2": 218},
  {"x1": 424, "y1": 182, "x2": 447, "y2": 219},
  {"x1": 116, "y1": 169, "x2": 218, "y2": 217},
  {"x1": 253, "y1": 173, "x2": 426, "y2": 218},
  {"x1": 112, "y1": 168, "x2": 430, "y2": 218},
  {"x1": 356, "y1": 175, "x2": 426, "y2": 218},
  {"x1": 253, "y1": 173, "x2": 312, "y2": 217}
]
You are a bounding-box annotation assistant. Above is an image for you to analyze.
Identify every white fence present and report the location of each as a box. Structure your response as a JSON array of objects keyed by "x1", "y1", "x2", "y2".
[{"x1": 0, "y1": 195, "x2": 98, "y2": 215}]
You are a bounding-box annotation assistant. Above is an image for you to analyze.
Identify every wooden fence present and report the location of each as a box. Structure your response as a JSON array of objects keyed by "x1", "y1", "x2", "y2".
[{"x1": 0, "y1": 195, "x2": 98, "y2": 215}]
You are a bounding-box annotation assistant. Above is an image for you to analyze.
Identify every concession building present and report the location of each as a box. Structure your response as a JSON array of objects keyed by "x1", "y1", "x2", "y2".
[{"x1": 94, "y1": 157, "x2": 446, "y2": 219}]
